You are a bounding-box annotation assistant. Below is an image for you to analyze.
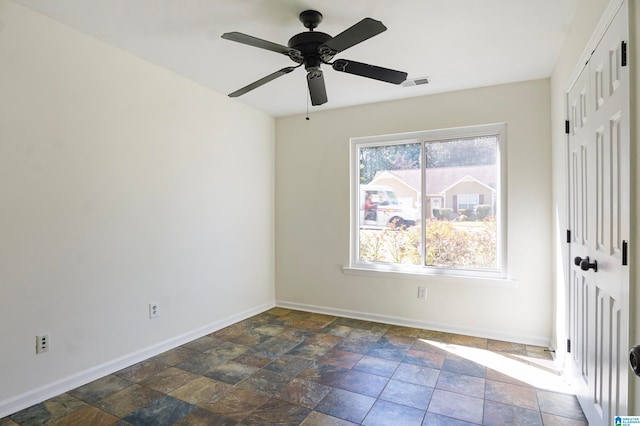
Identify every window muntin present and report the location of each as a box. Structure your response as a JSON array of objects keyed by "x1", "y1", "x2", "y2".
[{"x1": 350, "y1": 124, "x2": 507, "y2": 278}]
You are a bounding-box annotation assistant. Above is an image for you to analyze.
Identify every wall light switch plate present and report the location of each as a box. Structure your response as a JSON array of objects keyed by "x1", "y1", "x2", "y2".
[{"x1": 417, "y1": 286, "x2": 427, "y2": 301}]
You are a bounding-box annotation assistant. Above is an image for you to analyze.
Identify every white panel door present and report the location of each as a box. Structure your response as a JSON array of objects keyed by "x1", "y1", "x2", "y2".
[
  {"x1": 566, "y1": 3, "x2": 630, "y2": 425},
  {"x1": 567, "y1": 64, "x2": 592, "y2": 415}
]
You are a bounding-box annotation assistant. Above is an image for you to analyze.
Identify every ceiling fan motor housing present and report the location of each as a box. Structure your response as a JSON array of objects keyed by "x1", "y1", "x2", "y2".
[{"x1": 288, "y1": 31, "x2": 333, "y2": 70}]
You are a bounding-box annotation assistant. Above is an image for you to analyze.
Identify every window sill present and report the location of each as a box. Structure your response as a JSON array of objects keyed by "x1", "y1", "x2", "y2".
[{"x1": 342, "y1": 266, "x2": 517, "y2": 288}]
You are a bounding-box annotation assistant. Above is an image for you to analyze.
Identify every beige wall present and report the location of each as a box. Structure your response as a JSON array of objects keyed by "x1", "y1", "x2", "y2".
[
  {"x1": 0, "y1": 0, "x2": 275, "y2": 414},
  {"x1": 276, "y1": 78, "x2": 552, "y2": 344}
]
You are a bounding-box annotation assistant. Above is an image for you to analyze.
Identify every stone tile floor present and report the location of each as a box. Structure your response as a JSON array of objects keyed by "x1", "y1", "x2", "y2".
[{"x1": 1, "y1": 308, "x2": 587, "y2": 425}]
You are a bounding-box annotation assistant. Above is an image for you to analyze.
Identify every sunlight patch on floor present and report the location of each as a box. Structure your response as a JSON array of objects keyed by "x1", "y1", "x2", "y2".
[{"x1": 420, "y1": 339, "x2": 574, "y2": 393}]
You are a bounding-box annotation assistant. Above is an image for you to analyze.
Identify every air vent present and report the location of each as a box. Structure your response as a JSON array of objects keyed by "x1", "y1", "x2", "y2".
[{"x1": 402, "y1": 76, "x2": 430, "y2": 87}]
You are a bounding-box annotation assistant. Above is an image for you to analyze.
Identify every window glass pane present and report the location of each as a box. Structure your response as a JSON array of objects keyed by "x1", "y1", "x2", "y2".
[
  {"x1": 358, "y1": 143, "x2": 421, "y2": 265},
  {"x1": 424, "y1": 136, "x2": 498, "y2": 270},
  {"x1": 350, "y1": 123, "x2": 506, "y2": 278}
]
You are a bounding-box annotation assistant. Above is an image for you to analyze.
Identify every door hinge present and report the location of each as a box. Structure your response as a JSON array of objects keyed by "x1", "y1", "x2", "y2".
[
  {"x1": 621, "y1": 41, "x2": 627, "y2": 67},
  {"x1": 567, "y1": 339, "x2": 571, "y2": 353},
  {"x1": 622, "y1": 240, "x2": 628, "y2": 266},
  {"x1": 566, "y1": 229, "x2": 571, "y2": 243},
  {"x1": 565, "y1": 120, "x2": 570, "y2": 134}
]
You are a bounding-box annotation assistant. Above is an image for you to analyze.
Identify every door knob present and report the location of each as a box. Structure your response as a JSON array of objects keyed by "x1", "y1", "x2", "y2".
[
  {"x1": 574, "y1": 256, "x2": 586, "y2": 266},
  {"x1": 631, "y1": 345, "x2": 640, "y2": 377},
  {"x1": 580, "y1": 258, "x2": 598, "y2": 272}
]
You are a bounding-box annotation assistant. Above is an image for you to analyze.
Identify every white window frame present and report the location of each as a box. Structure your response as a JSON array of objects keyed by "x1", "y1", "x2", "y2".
[{"x1": 347, "y1": 123, "x2": 508, "y2": 280}]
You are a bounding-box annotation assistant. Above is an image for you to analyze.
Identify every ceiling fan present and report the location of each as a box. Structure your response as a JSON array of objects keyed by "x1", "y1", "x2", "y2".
[{"x1": 221, "y1": 10, "x2": 408, "y2": 106}]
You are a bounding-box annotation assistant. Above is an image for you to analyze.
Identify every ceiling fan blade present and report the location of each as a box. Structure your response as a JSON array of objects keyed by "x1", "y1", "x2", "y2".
[
  {"x1": 322, "y1": 18, "x2": 386, "y2": 54},
  {"x1": 332, "y1": 59, "x2": 407, "y2": 84},
  {"x1": 222, "y1": 32, "x2": 301, "y2": 57},
  {"x1": 307, "y1": 70, "x2": 328, "y2": 106},
  {"x1": 229, "y1": 67, "x2": 297, "y2": 98}
]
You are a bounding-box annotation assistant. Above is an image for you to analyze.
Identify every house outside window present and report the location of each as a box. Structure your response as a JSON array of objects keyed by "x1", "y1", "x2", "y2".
[{"x1": 349, "y1": 123, "x2": 507, "y2": 278}]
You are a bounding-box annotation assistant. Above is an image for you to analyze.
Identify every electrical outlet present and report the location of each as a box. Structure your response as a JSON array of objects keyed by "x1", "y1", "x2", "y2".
[
  {"x1": 36, "y1": 333, "x2": 50, "y2": 354},
  {"x1": 417, "y1": 286, "x2": 427, "y2": 301},
  {"x1": 149, "y1": 302, "x2": 159, "y2": 319}
]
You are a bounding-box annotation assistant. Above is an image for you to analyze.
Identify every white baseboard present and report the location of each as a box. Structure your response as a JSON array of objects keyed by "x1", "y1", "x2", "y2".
[
  {"x1": 0, "y1": 301, "x2": 275, "y2": 419},
  {"x1": 276, "y1": 300, "x2": 551, "y2": 348},
  {"x1": 2, "y1": 299, "x2": 552, "y2": 419}
]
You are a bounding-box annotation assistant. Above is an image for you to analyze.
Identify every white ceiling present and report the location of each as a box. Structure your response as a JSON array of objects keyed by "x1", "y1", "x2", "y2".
[{"x1": 12, "y1": 0, "x2": 579, "y2": 117}]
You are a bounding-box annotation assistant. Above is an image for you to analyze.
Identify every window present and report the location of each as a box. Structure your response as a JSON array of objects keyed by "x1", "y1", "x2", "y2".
[
  {"x1": 349, "y1": 123, "x2": 507, "y2": 278},
  {"x1": 457, "y1": 194, "x2": 480, "y2": 212}
]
